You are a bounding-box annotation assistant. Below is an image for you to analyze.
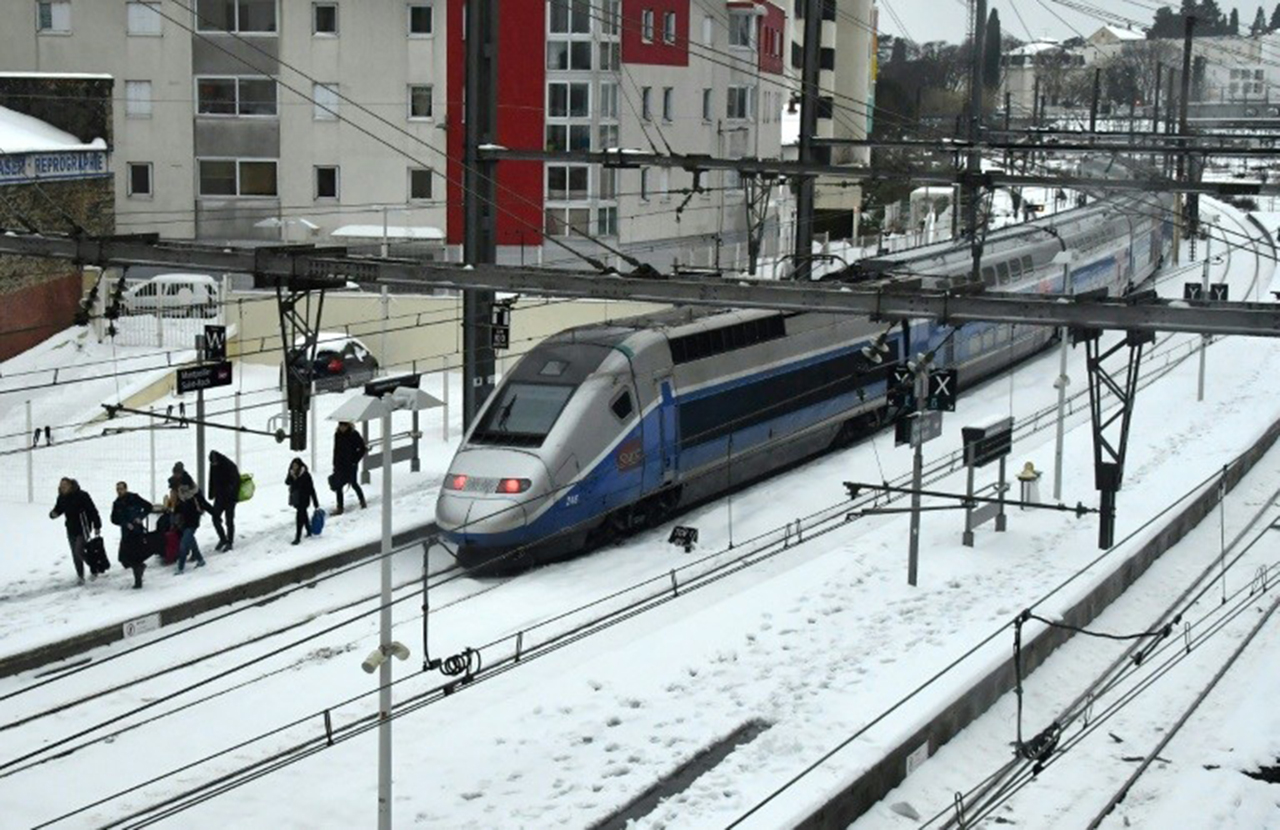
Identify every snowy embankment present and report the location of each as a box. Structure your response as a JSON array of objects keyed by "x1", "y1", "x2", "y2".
[{"x1": 0, "y1": 328, "x2": 460, "y2": 660}]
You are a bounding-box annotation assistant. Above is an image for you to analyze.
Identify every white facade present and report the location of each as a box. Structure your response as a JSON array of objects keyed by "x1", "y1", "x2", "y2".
[{"x1": 0, "y1": 0, "x2": 448, "y2": 244}]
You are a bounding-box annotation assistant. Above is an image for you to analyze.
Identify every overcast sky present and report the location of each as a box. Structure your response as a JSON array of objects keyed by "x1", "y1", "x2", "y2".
[{"x1": 877, "y1": 1, "x2": 1274, "y2": 45}]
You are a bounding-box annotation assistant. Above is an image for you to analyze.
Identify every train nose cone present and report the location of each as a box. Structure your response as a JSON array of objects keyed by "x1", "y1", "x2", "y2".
[{"x1": 435, "y1": 489, "x2": 531, "y2": 537}]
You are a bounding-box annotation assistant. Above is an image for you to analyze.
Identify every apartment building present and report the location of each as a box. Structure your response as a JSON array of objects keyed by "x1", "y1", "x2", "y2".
[
  {"x1": 2, "y1": 0, "x2": 448, "y2": 244},
  {"x1": 788, "y1": 0, "x2": 874, "y2": 241},
  {"x1": 445, "y1": 0, "x2": 790, "y2": 271}
]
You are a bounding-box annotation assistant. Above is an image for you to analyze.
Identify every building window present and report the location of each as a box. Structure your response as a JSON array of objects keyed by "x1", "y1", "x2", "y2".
[
  {"x1": 662, "y1": 87, "x2": 674, "y2": 122},
  {"x1": 408, "y1": 84, "x2": 433, "y2": 119},
  {"x1": 546, "y1": 165, "x2": 588, "y2": 200},
  {"x1": 598, "y1": 206, "x2": 617, "y2": 237},
  {"x1": 599, "y1": 167, "x2": 616, "y2": 199},
  {"x1": 125, "y1": 81, "x2": 153, "y2": 118},
  {"x1": 641, "y1": 86, "x2": 652, "y2": 120},
  {"x1": 407, "y1": 3, "x2": 432, "y2": 35},
  {"x1": 545, "y1": 124, "x2": 591, "y2": 151},
  {"x1": 602, "y1": 0, "x2": 620, "y2": 35},
  {"x1": 547, "y1": 81, "x2": 589, "y2": 118},
  {"x1": 198, "y1": 159, "x2": 278, "y2": 197},
  {"x1": 36, "y1": 1, "x2": 71, "y2": 33},
  {"x1": 599, "y1": 82, "x2": 618, "y2": 120},
  {"x1": 127, "y1": 2, "x2": 162, "y2": 35},
  {"x1": 548, "y1": 40, "x2": 592, "y2": 70},
  {"x1": 196, "y1": 0, "x2": 277, "y2": 33},
  {"x1": 313, "y1": 83, "x2": 339, "y2": 120},
  {"x1": 659, "y1": 167, "x2": 670, "y2": 200},
  {"x1": 598, "y1": 41, "x2": 619, "y2": 71},
  {"x1": 127, "y1": 162, "x2": 153, "y2": 197},
  {"x1": 702, "y1": 88, "x2": 712, "y2": 121},
  {"x1": 726, "y1": 85, "x2": 752, "y2": 120},
  {"x1": 639, "y1": 167, "x2": 649, "y2": 201},
  {"x1": 409, "y1": 167, "x2": 434, "y2": 200},
  {"x1": 728, "y1": 11, "x2": 752, "y2": 48},
  {"x1": 313, "y1": 2, "x2": 337, "y2": 34},
  {"x1": 549, "y1": 0, "x2": 591, "y2": 34},
  {"x1": 197, "y1": 77, "x2": 278, "y2": 116},
  {"x1": 702, "y1": 14, "x2": 713, "y2": 46},
  {"x1": 662, "y1": 10, "x2": 676, "y2": 44},
  {"x1": 641, "y1": 9, "x2": 654, "y2": 42},
  {"x1": 315, "y1": 165, "x2": 339, "y2": 199}
]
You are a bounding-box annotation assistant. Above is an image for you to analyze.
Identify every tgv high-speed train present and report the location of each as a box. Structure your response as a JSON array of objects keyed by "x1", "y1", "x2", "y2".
[{"x1": 437, "y1": 193, "x2": 1175, "y2": 571}]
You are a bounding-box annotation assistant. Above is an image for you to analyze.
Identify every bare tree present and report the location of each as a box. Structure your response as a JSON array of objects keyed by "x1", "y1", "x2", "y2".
[{"x1": 1097, "y1": 41, "x2": 1181, "y2": 108}]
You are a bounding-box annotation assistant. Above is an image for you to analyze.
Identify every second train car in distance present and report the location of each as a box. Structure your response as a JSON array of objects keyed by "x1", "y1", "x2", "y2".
[{"x1": 436, "y1": 193, "x2": 1174, "y2": 571}]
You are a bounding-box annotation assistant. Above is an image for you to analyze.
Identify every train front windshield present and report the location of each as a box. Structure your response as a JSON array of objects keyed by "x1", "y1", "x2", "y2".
[{"x1": 470, "y1": 382, "x2": 576, "y2": 447}]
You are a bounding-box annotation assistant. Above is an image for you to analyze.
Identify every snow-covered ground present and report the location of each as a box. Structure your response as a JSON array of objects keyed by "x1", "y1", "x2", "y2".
[{"x1": 0, "y1": 201, "x2": 1276, "y2": 829}]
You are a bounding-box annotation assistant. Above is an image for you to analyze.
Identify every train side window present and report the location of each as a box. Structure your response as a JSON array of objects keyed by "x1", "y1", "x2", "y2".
[
  {"x1": 981, "y1": 266, "x2": 995, "y2": 284},
  {"x1": 610, "y1": 390, "x2": 633, "y2": 421},
  {"x1": 1009, "y1": 259, "x2": 1022, "y2": 279},
  {"x1": 996, "y1": 262, "x2": 1010, "y2": 284},
  {"x1": 1021, "y1": 255, "x2": 1034, "y2": 273}
]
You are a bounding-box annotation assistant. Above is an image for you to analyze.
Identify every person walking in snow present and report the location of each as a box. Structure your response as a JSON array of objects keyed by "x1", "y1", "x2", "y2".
[
  {"x1": 48, "y1": 477, "x2": 101, "y2": 584},
  {"x1": 331, "y1": 421, "x2": 367, "y2": 515},
  {"x1": 207, "y1": 450, "x2": 240, "y2": 551},
  {"x1": 111, "y1": 481, "x2": 155, "y2": 589},
  {"x1": 173, "y1": 484, "x2": 206, "y2": 573},
  {"x1": 286, "y1": 457, "x2": 319, "y2": 545}
]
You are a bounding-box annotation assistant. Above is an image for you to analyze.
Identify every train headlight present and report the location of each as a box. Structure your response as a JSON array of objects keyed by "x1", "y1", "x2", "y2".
[
  {"x1": 445, "y1": 474, "x2": 468, "y2": 491},
  {"x1": 496, "y1": 478, "x2": 531, "y2": 494}
]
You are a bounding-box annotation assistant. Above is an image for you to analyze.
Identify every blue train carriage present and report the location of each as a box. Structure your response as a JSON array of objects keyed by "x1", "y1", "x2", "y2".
[{"x1": 437, "y1": 194, "x2": 1175, "y2": 571}]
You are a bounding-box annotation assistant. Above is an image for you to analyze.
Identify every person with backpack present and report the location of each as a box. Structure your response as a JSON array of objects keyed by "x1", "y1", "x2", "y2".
[
  {"x1": 48, "y1": 477, "x2": 101, "y2": 584},
  {"x1": 111, "y1": 481, "x2": 155, "y2": 589},
  {"x1": 207, "y1": 450, "x2": 240, "y2": 551},
  {"x1": 286, "y1": 457, "x2": 319, "y2": 546},
  {"x1": 173, "y1": 485, "x2": 207, "y2": 573},
  {"x1": 331, "y1": 421, "x2": 367, "y2": 515}
]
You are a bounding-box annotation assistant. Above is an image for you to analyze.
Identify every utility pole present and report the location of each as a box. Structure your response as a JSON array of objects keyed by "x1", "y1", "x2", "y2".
[
  {"x1": 1089, "y1": 67, "x2": 1102, "y2": 134},
  {"x1": 907, "y1": 363, "x2": 927, "y2": 586},
  {"x1": 1176, "y1": 16, "x2": 1195, "y2": 267},
  {"x1": 792, "y1": 0, "x2": 822, "y2": 281},
  {"x1": 965, "y1": 0, "x2": 987, "y2": 283},
  {"x1": 462, "y1": 0, "x2": 498, "y2": 429},
  {"x1": 1198, "y1": 235, "x2": 1210, "y2": 402},
  {"x1": 1152, "y1": 62, "x2": 1162, "y2": 134}
]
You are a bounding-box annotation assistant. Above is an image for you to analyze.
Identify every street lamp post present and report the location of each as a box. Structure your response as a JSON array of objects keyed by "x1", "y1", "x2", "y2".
[
  {"x1": 328, "y1": 379, "x2": 442, "y2": 830},
  {"x1": 1051, "y1": 249, "x2": 1075, "y2": 501}
]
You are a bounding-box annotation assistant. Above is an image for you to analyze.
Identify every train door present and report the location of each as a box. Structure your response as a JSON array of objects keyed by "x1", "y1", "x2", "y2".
[{"x1": 653, "y1": 373, "x2": 678, "y2": 485}]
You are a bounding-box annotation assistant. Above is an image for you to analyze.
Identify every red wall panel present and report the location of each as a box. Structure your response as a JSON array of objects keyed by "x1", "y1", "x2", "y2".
[
  {"x1": 447, "y1": 0, "x2": 547, "y2": 247},
  {"x1": 621, "y1": 0, "x2": 689, "y2": 67}
]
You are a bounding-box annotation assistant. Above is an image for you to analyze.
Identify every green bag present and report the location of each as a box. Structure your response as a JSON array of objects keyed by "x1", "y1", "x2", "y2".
[{"x1": 238, "y1": 473, "x2": 256, "y2": 502}]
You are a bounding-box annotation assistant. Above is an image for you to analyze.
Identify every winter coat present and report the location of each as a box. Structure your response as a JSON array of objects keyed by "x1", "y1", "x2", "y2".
[
  {"x1": 51, "y1": 488, "x2": 101, "y2": 538},
  {"x1": 208, "y1": 451, "x2": 240, "y2": 505},
  {"x1": 333, "y1": 429, "x2": 367, "y2": 480},
  {"x1": 174, "y1": 492, "x2": 203, "y2": 531},
  {"x1": 287, "y1": 469, "x2": 319, "y2": 510},
  {"x1": 111, "y1": 492, "x2": 153, "y2": 539}
]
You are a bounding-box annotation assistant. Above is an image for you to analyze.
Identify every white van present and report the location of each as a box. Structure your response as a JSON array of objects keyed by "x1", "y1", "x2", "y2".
[{"x1": 123, "y1": 274, "x2": 220, "y2": 318}]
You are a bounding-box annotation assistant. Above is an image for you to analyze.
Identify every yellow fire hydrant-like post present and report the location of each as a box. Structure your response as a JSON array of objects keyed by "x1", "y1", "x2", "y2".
[{"x1": 1017, "y1": 462, "x2": 1042, "y2": 509}]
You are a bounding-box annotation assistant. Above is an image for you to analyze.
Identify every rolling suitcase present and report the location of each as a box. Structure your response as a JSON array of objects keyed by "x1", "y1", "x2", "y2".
[
  {"x1": 81, "y1": 516, "x2": 110, "y2": 575},
  {"x1": 310, "y1": 508, "x2": 326, "y2": 537}
]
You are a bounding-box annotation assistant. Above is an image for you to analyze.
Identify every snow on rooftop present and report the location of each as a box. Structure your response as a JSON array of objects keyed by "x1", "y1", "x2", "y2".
[
  {"x1": 1099, "y1": 25, "x2": 1145, "y2": 42},
  {"x1": 330, "y1": 224, "x2": 445, "y2": 242},
  {"x1": 0, "y1": 105, "x2": 106, "y2": 154},
  {"x1": 1007, "y1": 39, "x2": 1067, "y2": 57}
]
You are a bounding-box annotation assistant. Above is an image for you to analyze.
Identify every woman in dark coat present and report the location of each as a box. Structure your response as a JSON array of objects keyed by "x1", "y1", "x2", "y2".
[
  {"x1": 331, "y1": 421, "x2": 367, "y2": 515},
  {"x1": 286, "y1": 457, "x2": 319, "y2": 545}
]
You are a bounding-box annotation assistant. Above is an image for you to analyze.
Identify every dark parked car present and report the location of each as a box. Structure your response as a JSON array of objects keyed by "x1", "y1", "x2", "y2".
[{"x1": 286, "y1": 334, "x2": 379, "y2": 393}]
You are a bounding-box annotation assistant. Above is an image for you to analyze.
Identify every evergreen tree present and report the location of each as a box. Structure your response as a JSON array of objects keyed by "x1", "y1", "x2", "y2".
[
  {"x1": 1251, "y1": 6, "x2": 1267, "y2": 35},
  {"x1": 1271, "y1": 2, "x2": 1280, "y2": 30},
  {"x1": 890, "y1": 37, "x2": 907, "y2": 65},
  {"x1": 983, "y1": 9, "x2": 1002, "y2": 89},
  {"x1": 1228, "y1": 7, "x2": 1239, "y2": 34}
]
